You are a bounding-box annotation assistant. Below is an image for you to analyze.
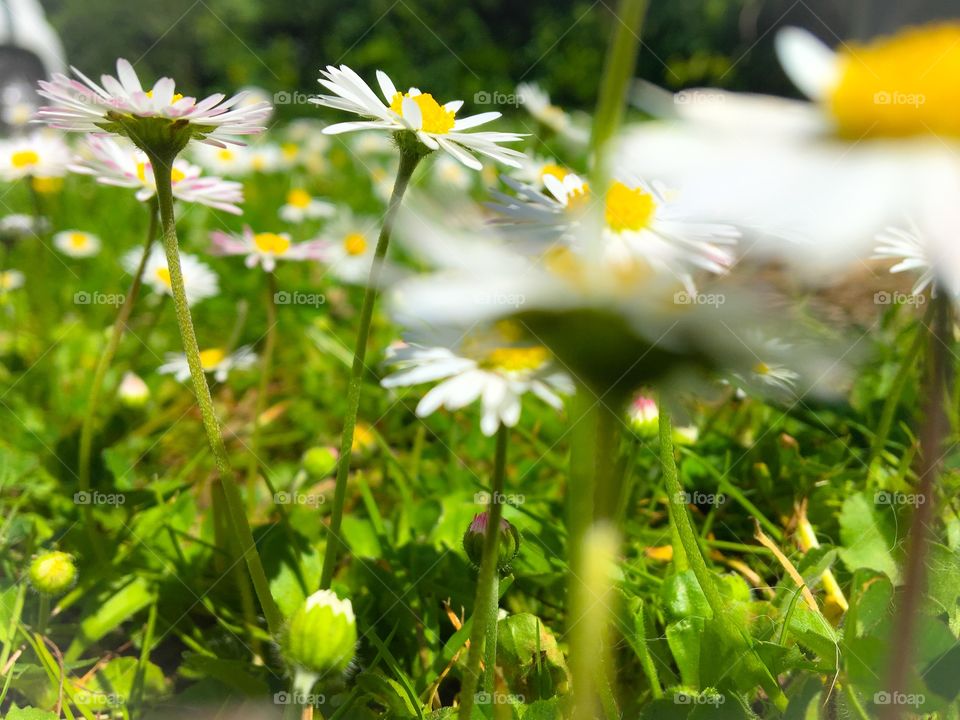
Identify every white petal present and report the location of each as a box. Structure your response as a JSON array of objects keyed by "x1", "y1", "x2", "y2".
[
  {"x1": 774, "y1": 27, "x2": 840, "y2": 102},
  {"x1": 402, "y1": 95, "x2": 423, "y2": 130},
  {"x1": 376, "y1": 70, "x2": 398, "y2": 105}
]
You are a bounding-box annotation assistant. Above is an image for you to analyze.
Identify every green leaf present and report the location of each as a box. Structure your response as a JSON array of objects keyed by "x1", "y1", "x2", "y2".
[
  {"x1": 665, "y1": 618, "x2": 703, "y2": 687},
  {"x1": 496, "y1": 613, "x2": 569, "y2": 701},
  {"x1": 661, "y1": 570, "x2": 711, "y2": 623},
  {"x1": 838, "y1": 492, "x2": 901, "y2": 582},
  {"x1": 5, "y1": 705, "x2": 58, "y2": 720},
  {"x1": 65, "y1": 576, "x2": 155, "y2": 661}
]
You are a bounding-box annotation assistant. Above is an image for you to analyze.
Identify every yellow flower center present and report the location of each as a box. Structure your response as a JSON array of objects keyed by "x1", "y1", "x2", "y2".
[
  {"x1": 199, "y1": 348, "x2": 226, "y2": 370},
  {"x1": 482, "y1": 346, "x2": 550, "y2": 373},
  {"x1": 253, "y1": 232, "x2": 291, "y2": 255},
  {"x1": 1, "y1": 271, "x2": 18, "y2": 289},
  {"x1": 389, "y1": 92, "x2": 456, "y2": 134},
  {"x1": 217, "y1": 149, "x2": 234, "y2": 161},
  {"x1": 343, "y1": 232, "x2": 368, "y2": 256},
  {"x1": 11, "y1": 150, "x2": 39, "y2": 169},
  {"x1": 154, "y1": 267, "x2": 172, "y2": 288},
  {"x1": 281, "y1": 142, "x2": 298, "y2": 159},
  {"x1": 136, "y1": 161, "x2": 184, "y2": 184},
  {"x1": 145, "y1": 90, "x2": 185, "y2": 103},
  {"x1": 286, "y1": 188, "x2": 312, "y2": 209},
  {"x1": 753, "y1": 361, "x2": 771, "y2": 375},
  {"x1": 604, "y1": 181, "x2": 656, "y2": 233},
  {"x1": 31, "y1": 176, "x2": 62, "y2": 194},
  {"x1": 540, "y1": 163, "x2": 568, "y2": 183},
  {"x1": 829, "y1": 23, "x2": 960, "y2": 138},
  {"x1": 69, "y1": 232, "x2": 89, "y2": 249}
]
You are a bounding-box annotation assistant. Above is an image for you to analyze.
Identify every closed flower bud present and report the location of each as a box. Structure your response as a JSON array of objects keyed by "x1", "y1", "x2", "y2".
[
  {"x1": 118, "y1": 371, "x2": 150, "y2": 408},
  {"x1": 282, "y1": 589, "x2": 357, "y2": 677},
  {"x1": 463, "y1": 512, "x2": 521, "y2": 574},
  {"x1": 302, "y1": 446, "x2": 339, "y2": 478},
  {"x1": 28, "y1": 551, "x2": 77, "y2": 595},
  {"x1": 627, "y1": 393, "x2": 658, "y2": 438}
]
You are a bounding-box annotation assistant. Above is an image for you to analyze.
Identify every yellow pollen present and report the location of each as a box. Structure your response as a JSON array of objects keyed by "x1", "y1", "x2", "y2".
[
  {"x1": 217, "y1": 149, "x2": 234, "y2": 161},
  {"x1": 253, "y1": 232, "x2": 291, "y2": 255},
  {"x1": 343, "y1": 232, "x2": 367, "y2": 256},
  {"x1": 389, "y1": 92, "x2": 456, "y2": 134},
  {"x1": 286, "y1": 188, "x2": 312, "y2": 209},
  {"x1": 829, "y1": 23, "x2": 960, "y2": 138},
  {"x1": 69, "y1": 232, "x2": 89, "y2": 249},
  {"x1": 753, "y1": 361, "x2": 771, "y2": 375},
  {"x1": 604, "y1": 181, "x2": 656, "y2": 232},
  {"x1": 145, "y1": 90, "x2": 184, "y2": 103},
  {"x1": 566, "y1": 181, "x2": 590, "y2": 210},
  {"x1": 199, "y1": 348, "x2": 226, "y2": 370},
  {"x1": 540, "y1": 163, "x2": 568, "y2": 182},
  {"x1": 482, "y1": 346, "x2": 550, "y2": 373},
  {"x1": 11, "y1": 150, "x2": 39, "y2": 169},
  {"x1": 31, "y1": 176, "x2": 62, "y2": 194}
]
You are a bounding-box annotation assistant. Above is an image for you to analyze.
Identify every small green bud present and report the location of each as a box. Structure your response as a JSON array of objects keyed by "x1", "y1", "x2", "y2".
[
  {"x1": 463, "y1": 512, "x2": 521, "y2": 574},
  {"x1": 282, "y1": 590, "x2": 357, "y2": 677},
  {"x1": 627, "y1": 393, "x2": 658, "y2": 438},
  {"x1": 118, "y1": 371, "x2": 150, "y2": 408},
  {"x1": 302, "y1": 446, "x2": 338, "y2": 478},
  {"x1": 28, "y1": 551, "x2": 77, "y2": 595}
]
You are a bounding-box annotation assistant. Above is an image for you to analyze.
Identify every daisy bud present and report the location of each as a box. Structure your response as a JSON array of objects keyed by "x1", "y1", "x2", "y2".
[
  {"x1": 28, "y1": 551, "x2": 77, "y2": 596},
  {"x1": 282, "y1": 589, "x2": 357, "y2": 677},
  {"x1": 118, "y1": 371, "x2": 150, "y2": 408},
  {"x1": 672, "y1": 424, "x2": 699, "y2": 446},
  {"x1": 463, "y1": 512, "x2": 521, "y2": 574},
  {"x1": 302, "y1": 446, "x2": 339, "y2": 478},
  {"x1": 627, "y1": 393, "x2": 659, "y2": 438}
]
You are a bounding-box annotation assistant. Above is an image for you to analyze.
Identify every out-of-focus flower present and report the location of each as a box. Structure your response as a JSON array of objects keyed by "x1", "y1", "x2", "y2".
[
  {"x1": 0, "y1": 130, "x2": 69, "y2": 182},
  {"x1": 123, "y1": 247, "x2": 219, "y2": 306},
  {"x1": 512, "y1": 154, "x2": 571, "y2": 190},
  {"x1": 53, "y1": 230, "x2": 100, "y2": 258},
  {"x1": 873, "y1": 224, "x2": 936, "y2": 296},
  {"x1": 159, "y1": 345, "x2": 256, "y2": 383},
  {"x1": 627, "y1": 392, "x2": 659, "y2": 437},
  {"x1": 279, "y1": 188, "x2": 336, "y2": 223},
  {"x1": 0, "y1": 214, "x2": 48, "y2": 240},
  {"x1": 3, "y1": 100, "x2": 36, "y2": 128},
  {"x1": 351, "y1": 422, "x2": 377, "y2": 455},
  {"x1": 430, "y1": 153, "x2": 473, "y2": 190},
  {"x1": 1, "y1": 269, "x2": 25, "y2": 292},
  {"x1": 118, "y1": 371, "x2": 150, "y2": 407},
  {"x1": 210, "y1": 226, "x2": 323, "y2": 273},
  {"x1": 516, "y1": 82, "x2": 589, "y2": 143},
  {"x1": 192, "y1": 142, "x2": 252, "y2": 176},
  {"x1": 313, "y1": 65, "x2": 525, "y2": 169},
  {"x1": 381, "y1": 323, "x2": 572, "y2": 436},
  {"x1": 71, "y1": 135, "x2": 244, "y2": 214},
  {"x1": 247, "y1": 143, "x2": 282, "y2": 173},
  {"x1": 349, "y1": 131, "x2": 394, "y2": 158},
  {"x1": 36, "y1": 58, "x2": 271, "y2": 148},
  {"x1": 311, "y1": 212, "x2": 403, "y2": 285}
]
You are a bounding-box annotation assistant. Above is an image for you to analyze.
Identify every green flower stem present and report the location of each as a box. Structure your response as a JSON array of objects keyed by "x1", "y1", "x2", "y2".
[
  {"x1": 319, "y1": 145, "x2": 423, "y2": 590},
  {"x1": 246, "y1": 271, "x2": 279, "y2": 513},
  {"x1": 459, "y1": 425, "x2": 509, "y2": 720},
  {"x1": 78, "y1": 200, "x2": 158, "y2": 498},
  {"x1": 659, "y1": 398, "x2": 787, "y2": 710},
  {"x1": 482, "y1": 573, "x2": 500, "y2": 697},
  {"x1": 36, "y1": 594, "x2": 50, "y2": 636},
  {"x1": 148, "y1": 150, "x2": 283, "y2": 637},
  {"x1": 592, "y1": 401, "x2": 623, "y2": 520}
]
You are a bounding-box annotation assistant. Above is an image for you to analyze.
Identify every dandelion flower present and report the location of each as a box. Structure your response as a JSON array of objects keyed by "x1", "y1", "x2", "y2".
[
  {"x1": 312, "y1": 65, "x2": 525, "y2": 170},
  {"x1": 279, "y1": 188, "x2": 336, "y2": 223},
  {"x1": 123, "y1": 246, "x2": 219, "y2": 306},
  {"x1": 159, "y1": 345, "x2": 257, "y2": 383},
  {"x1": 53, "y1": 230, "x2": 101, "y2": 258},
  {"x1": 210, "y1": 226, "x2": 323, "y2": 273}
]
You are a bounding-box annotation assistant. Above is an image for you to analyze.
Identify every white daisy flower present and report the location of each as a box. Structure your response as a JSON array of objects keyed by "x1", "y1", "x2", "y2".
[
  {"x1": 0, "y1": 269, "x2": 25, "y2": 292},
  {"x1": 123, "y1": 246, "x2": 219, "y2": 306},
  {"x1": 0, "y1": 130, "x2": 70, "y2": 181},
  {"x1": 159, "y1": 345, "x2": 257, "y2": 383},
  {"x1": 311, "y1": 212, "x2": 404, "y2": 286},
  {"x1": 53, "y1": 230, "x2": 101, "y2": 258},
  {"x1": 512, "y1": 154, "x2": 572, "y2": 190},
  {"x1": 191, "y1": 142, "x2": 253, "y2": 176},
  {"x1": 71, "y1": 135, "x2": 244, "y2": 214},
  {"x1": 873, "y1": 225, "x2": 936, "y2": 297},
  {"x1": 381, "y1": 323, "x2": 572, "y2": 436},
  {"x1": 247, "y1": 143, "x2": 283, "y2": 173},
  {"x1": 209, "y1": 226, "x2": 323, "y2": 273},
  {"x1": 516, "y1": 82, "x2": 589, "y2": 144},
  {"x1": 0, "y1": 214, "x2": 48, "y2": 239},
  {"x1": 312, "y1": 65, "x2": 525, "y2": 170},
  {"x1": 3, "y1": 100, "x2": 37, "y2": 128},
  {"x1": 118, "y1": 371, "x2": 150, "y2": 407},
  {"x1": 278, "y1": 188, "x2": 336, "y2": 223},
  {"x1": 349, "y1": 131, "x2": 394, "y2": 157},
  {"x1": 36, "y1": 57, "x2": 271, "y2": 147},
  {"x1": 430, "y1": 153, "x2": 474, "y2": 191}
]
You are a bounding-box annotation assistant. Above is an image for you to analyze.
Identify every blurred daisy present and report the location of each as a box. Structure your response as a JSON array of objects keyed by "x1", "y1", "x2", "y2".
[
  {"x1": 369, "y1": 164, "x2": 394, "y2": 203},
  {"x1": 117, "y1": 371, "x2": 150, "y2": 407},
  {"x1": 627, "y1": 392, "x2": 659, "y2": 436},
  {"x1": 210, "y1": 226, "x2": 323, "y2": 272},
  {"x1": 313, "y1": 65, "x2": 525, "y2": 170},
  {"x1": 730, "y1": 336, "x2": 800, "y2": 397},
  {"x1": 0, "y1": 269, "x2": 25, "y2": 292},
  {"x1": 123, "y1": 247, "x2": 219, "y2": 305},
  {"x1": 247, "y1": 143, "x2": 282, "y2": 173},
  {"x1": 873, "y1": 225, "x2": 935, "y2": 296},
  {"x1": 37, "y1": 58, "x2": 271, "y2": 147},
  {"x1": 192, "y1": 142, "x2": 252, "y2": 176},
  {"x1": 279, "y1": 188, "x2": 336, "y2": 223},
  {"x1": 3, "y1": 100, "x2": 36, "y2": 128},
  {"x1": 71, "y1": 135, "x2": 244, "y2": 214},
  {"x1": 513, "y1": 154, "x2": 571, "y2": 190},
  {"x1": 350, "y1": 131, "x2": 394, "y2": 158},
  {"x1": 53, "y1": 230, "x2": 101, "y2": 258},
  {"x1": 0, "y1": 213, "x2": 48, "y2": 240},
  {"x1": 516, "y1": 82, "x2": 588, "y2": 143},
  {"x1": 159, "y1": 345, "x2": 257, "y2": 383},
  {"x1": 381, "y1": 323, "x2": 572, "y2": 436},
  {"x1": 312, "y1": 213, "x2": 403, "y2": 286},
  {"x1": 0, "y1": 130, "x2": 69, "y2": 182},
  {"x1": 431, "y1": 154, "x2": 473, "y2": 191}
]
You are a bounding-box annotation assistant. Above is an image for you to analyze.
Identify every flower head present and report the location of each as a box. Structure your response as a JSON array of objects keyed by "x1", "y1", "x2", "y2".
[
  {"x1": 210, "y1": 226, "x2": 323, "y2": 273},
  {"x1": 53, "y1": 230, "x2": 101, "y2": 258},
  {"x1": 279, "y1": 187, "x2": 336, "y2": 223},
  {"x1": 28, "y1": 551, "x2": 77, "y2": 595},
  {"x1": 627, "y1": 392, "x2": 659, "y2": 437},
  {"x1": 123, "y1": 246, "x2": 219, "y2": 306},
  {"x1": 463, "y1": 512, "x2": 521, "y2": 573},
  {"x1": 118, "y1": 371, "x2": 150, "y2": 407},
  {"x1": 0, "y1": 130, "x2": 70, "y2": 182},
  {"x1": 281, "y1": 589, "x2": 357, "y2": 678},
  {"x1": 312, "y1": 65, "x2": 525, "y2": 170},
  {"x1": 310, "y1": 212, "x2": 404, "y2": 286},
  {"x1": 1, "y1": 269, "x2": 25, "y2": 292},
  {"x1": 516, "y1": 82, "x2": 589, "y2": 144},
  {"x1": 159, "y1": 345, "x2": 256, "y2": 383}
]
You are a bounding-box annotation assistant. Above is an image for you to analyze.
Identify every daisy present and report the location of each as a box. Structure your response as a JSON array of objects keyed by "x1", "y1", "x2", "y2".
[
  {"x1": 159, "y1": 345, "x2": 257, "y2": 383},
  {"x1": 53, "y1": 230, "x2": 101, "y2": 258},
  {"x1": 873, "y1": 225, "x2": 936, "y2": 297},
  {"x1": 71, "y1": 135, "x2": 244, "y2": 214},
  {"x1": 627, "y1": 392, "x2": 659, "y2": 436},
  {"x1": 191, "y1": 142, "x2": 253, "y2": 176},
  {"x1": 36, "y1": 58, "x2": 271, "y2": 148},
  {"x1": 209, "y1": 226, "x2": 323, "y2": 273},
  {"x1": 0, "y1": 130, "x2": 70, "y2": 182},
  {"x1": 311, "y1": 213, "x2": 404, "y2": 286},
  {"x1": 247, "y1": 143, "x2": 282, "y2": 173},
  {"x1": 312, "y1": 65, "x2": 525, "y2": 170},
  {"x1": 0, "y1": 214, "x2": 48, "y2": 240},
  {"x1": 0, "y1": 269, "x2": 25, "y2": 292},
  {"x1": 279, "y1": 188, "x2": 336, "y2": 223},
  {"x1": 117, "y1": 371, "x2": 150, "y2": 407},
  {"x1": 123, "y1": 246, "x2": 219, "y2": 306},
  {"x1": 516, "y1": 82, "x2": 589, "y2": 144},
  {"x1": 381, "y1": 323, "x2": 572, "y2": 436},
  {"x1": 512, "y1": 154, "x2": 572, "y2": 190},
  {"x1": 430, "y1": 154, "x2": 474, "y2": 191}
]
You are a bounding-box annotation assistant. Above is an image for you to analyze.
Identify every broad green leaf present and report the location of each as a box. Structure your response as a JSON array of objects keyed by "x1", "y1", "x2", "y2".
[{"x1": 838, "y1": 492, "x2": 901, "y2": 582}]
